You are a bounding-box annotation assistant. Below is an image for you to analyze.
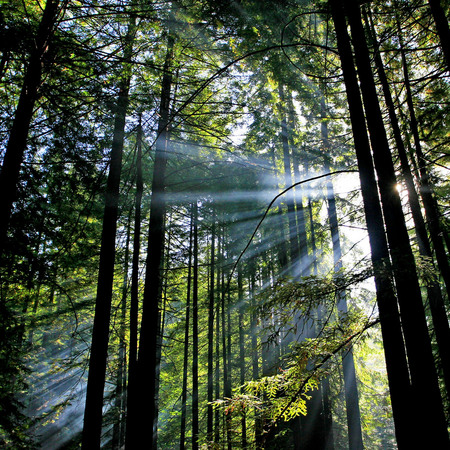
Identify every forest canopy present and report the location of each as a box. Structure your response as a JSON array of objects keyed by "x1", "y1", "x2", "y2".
[{"x1": 0, "y1": 0, "x2": 449, "y2": 448}]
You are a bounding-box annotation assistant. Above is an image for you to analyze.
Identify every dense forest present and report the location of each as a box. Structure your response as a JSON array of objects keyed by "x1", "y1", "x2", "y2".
[{"x1": 1, "y1": 0, "x2": 449, "y2": 448}]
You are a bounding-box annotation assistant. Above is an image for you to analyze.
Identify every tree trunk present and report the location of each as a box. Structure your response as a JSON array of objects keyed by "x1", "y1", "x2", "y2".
[
  {"x1": 0, "y1": 0, "x2": 61, "y2": 257},
  {"x1": 237, "y1": 264, "x2": 247, "y2": 449},
  {"x1": 192, "y1": 201, "x2": 199, "y2": 450},
  {"x1": 125, "y1": 34, "x2": 174, "y2": 450},
  {"x1": 322, "y1": 98, "x2": 362, "y2": 450},
  {"x1": 180, "y1": 207, "x2": 193, "y2": 450},
  {"x1": 397, "y1": 20, "x2": 450, "y2": 298},
  {"x1": 214, "y1": 226, "x2": 222, "y2": 443},
  {"x1": 81, "y1": 15, "x2": 136, "y2": 449},
  {"x1": 127, "y1": 115, "x2": 143, "y2": 412},
  {"x1": 207, "y1": 213, "x2": 215, "y2": 441},
  {"x1": 428, "y1": 0, "x2": 450, "y2": 72},
  {"x1": 279, "y1": 84, "x2": 300, "y2": 276},
  {"x1": 364, "y1": 8, "x2": 450, "y2": 405},
  {"x1": 330, "y1": 2, "x2": 415, "y2": 447},
  {"x1": 112, "y1": 217, "x2": 131, "y2": 449},
  {"x1": 345, "y1": 4, "x2": 449, "y2": 446}
]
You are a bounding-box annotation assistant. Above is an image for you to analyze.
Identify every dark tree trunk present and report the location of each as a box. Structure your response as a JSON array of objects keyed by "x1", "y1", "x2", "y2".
[
  {"x1": 330, "y1": 2, "x2": 415, "y2": 447},
  {"x1": 127, "y1": 115, "x2": 143, "y2": 408},
  {"x1": 112, "y1": 217, "x2": 131, "y2": 449},
  {"x1": 237, "y1": 264, "x2": 247, "y2": 449},
  {"x1": 428, "y1": 0, "x2": 450, "y2": 72},
  {"x1": 279, "y1": 84, "x2": 300, "y2": 276},
  {"x1": 270, "y1": 147, "x2": 289, "y2": 271},
  {"x1": 207, "y1": 214, "x2": 215, "y2": 441},
  {"x1": 125, "y1": 34, "x2": 174, "y2": 450},
  {"x1": 223, "y1": 240, "x2": 232, "y2": 450},
  {"x1": 180, "y1": 208, "x2": 193, "y2": 450},
  {"x1": 214, "y1": 226, "x2": 222, "y2": 443},
  {"x1": 81, "y1": 16, "x2": 136, "y2": 449},
  {"x1": 0, "y1": 0, "x2": 61, "y2": 257},
  {"x1": 345, "y1": 5, "x2": 449, "y2": 446},
  {"x1": 365, "y1": 9, "x2": 450, "y2": 404},
  {"x1": 192, "y1": 202, "x2": 199, "y2": 450},
  {"x1": 397, "y1": 22, "x2": 450, "y2": 299}
]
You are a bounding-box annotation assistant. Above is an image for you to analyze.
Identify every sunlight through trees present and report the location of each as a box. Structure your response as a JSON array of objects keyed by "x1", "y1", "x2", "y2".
[{"x1": 0, "y1": 0, "x2": 449, "y2": 448}]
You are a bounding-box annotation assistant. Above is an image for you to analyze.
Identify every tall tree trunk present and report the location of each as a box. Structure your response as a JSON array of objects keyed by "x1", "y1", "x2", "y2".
[
  {"x1": 192, "y1": 201, "x2": 199, "y2": 450},
  {"x1": 250, "y1": 266, "x2": 263, "y2": 448},
  {"x1": 112, "y1": 218, "x2": 131, "y2": 449},
  {"x1": 125, "y1": 34, "x2": 174, "y2": 449},
  {"x1": 207, "y1": 213, "x2": 215, "y2": 441},
  {"x1": 270, "y1": 147, "x2": 289, "y2": 271},
  {"x1": 322, "y1": 98, "x2": 362, "y2": 450},
  {"x1": 397, "y1": 19, "x2": 450, "y2": 298},
  {"x1": 127, "y1": 115, "x2": 144, "y2": 408},
  {"x1": 345, "y1": 5, "x2": 449, "y2": 446},
  {"x1": 428, "y1": 0, "x2": 450, "y2": 72},
  {"x1": 237, "y1": 264, "x2": 247, "y2": 449},
  {"x1": 364, "y1": 8, "x2": 450, "y2": 404},
  {"x1": 180, "y1": 207, "x2": 193, "y2": 450},
  {"x1": 279, "y1": 84, "x2": 300, "y2": 276},
  {"x1": 330, "y1": 2, "x2": 415, "y2": 447},
  {"x1": 153, "y1": 214, "x2": 172, "y2": 450},
  {"x1": 287, "y1": 94, "x2": 310, "y2": 277},
  {"x1": 214, "y1": 226, "x2": 222, "y2": 443},
  {"x1": 0, "y1": 0, "x2": 61, "y2": 257},
  {"x1": 81, "y1": 15, "x2": 136, "y2": 449},
  {"x1": 222, "y1": 239, "x2": 232, "y2": 450}
]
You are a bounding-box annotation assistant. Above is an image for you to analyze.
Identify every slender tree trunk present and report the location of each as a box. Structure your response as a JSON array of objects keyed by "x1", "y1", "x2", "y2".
[
  {"x1": 397, "y1": 21, "x2": 450, "y2": 298},
  {"x1": 428, "y1": 0, "x2": 450, "y2": 72},
  {"x1": 364, "y1": 9, "x2": 450, "y2": 404},
  {"x1": 0, "y1": 0, "x2": 61, "y2": 258},
  {"x1": 330, "y1": 2, "x2": 415, "y2": 447},
  {"x1": 112, "y1": 218, "x2": 131, "y2": 449},
  {"x1": 214, "y1": 226, "x2": 222, "y2": 443},
  {"x1": 127, "y1": 115, "x2": 143, "y2": 404},
  {"x1": 192, "y1": 202, "x2": 199, "y2": 450},
  {"x1": 270, "y1": 147, "x2": 289, "y2": 271},
  {"x1": 345, "y1": 5, "x2": 449, "y2": 446},
  {"x1": 250, "y1": 267, "x2": 263, "y2": 448},
  {"x1": 207, "y1": 214, "x2": 215, "y2": 441},
  {"x1": 237, "y1": 264, "x2": 247, "y2": 449},
  {"x1": 125, "y1": 34, "x2": 174, "y2": 450},
  {"x1": 180, "y1": 208, "x2": 193, "y2": 450},
  {"x1": 153, "y1": 214, "x2": 172, "y2": 450},
  {"x1": 82, "y1": 15, "x2": 136, "y2": 449},
  {"x1": 322, "y1": 98, "x2": 362, "y2": 450},
  {"x1": 279, "y1": 84, "x2": 300, "y2": 276},
  {"x1": 287, "y1": 99, "x2": 309, "y2": 278},
  {"x1": 221, "y1": 239, "x2": 232, "y2": 450}
]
